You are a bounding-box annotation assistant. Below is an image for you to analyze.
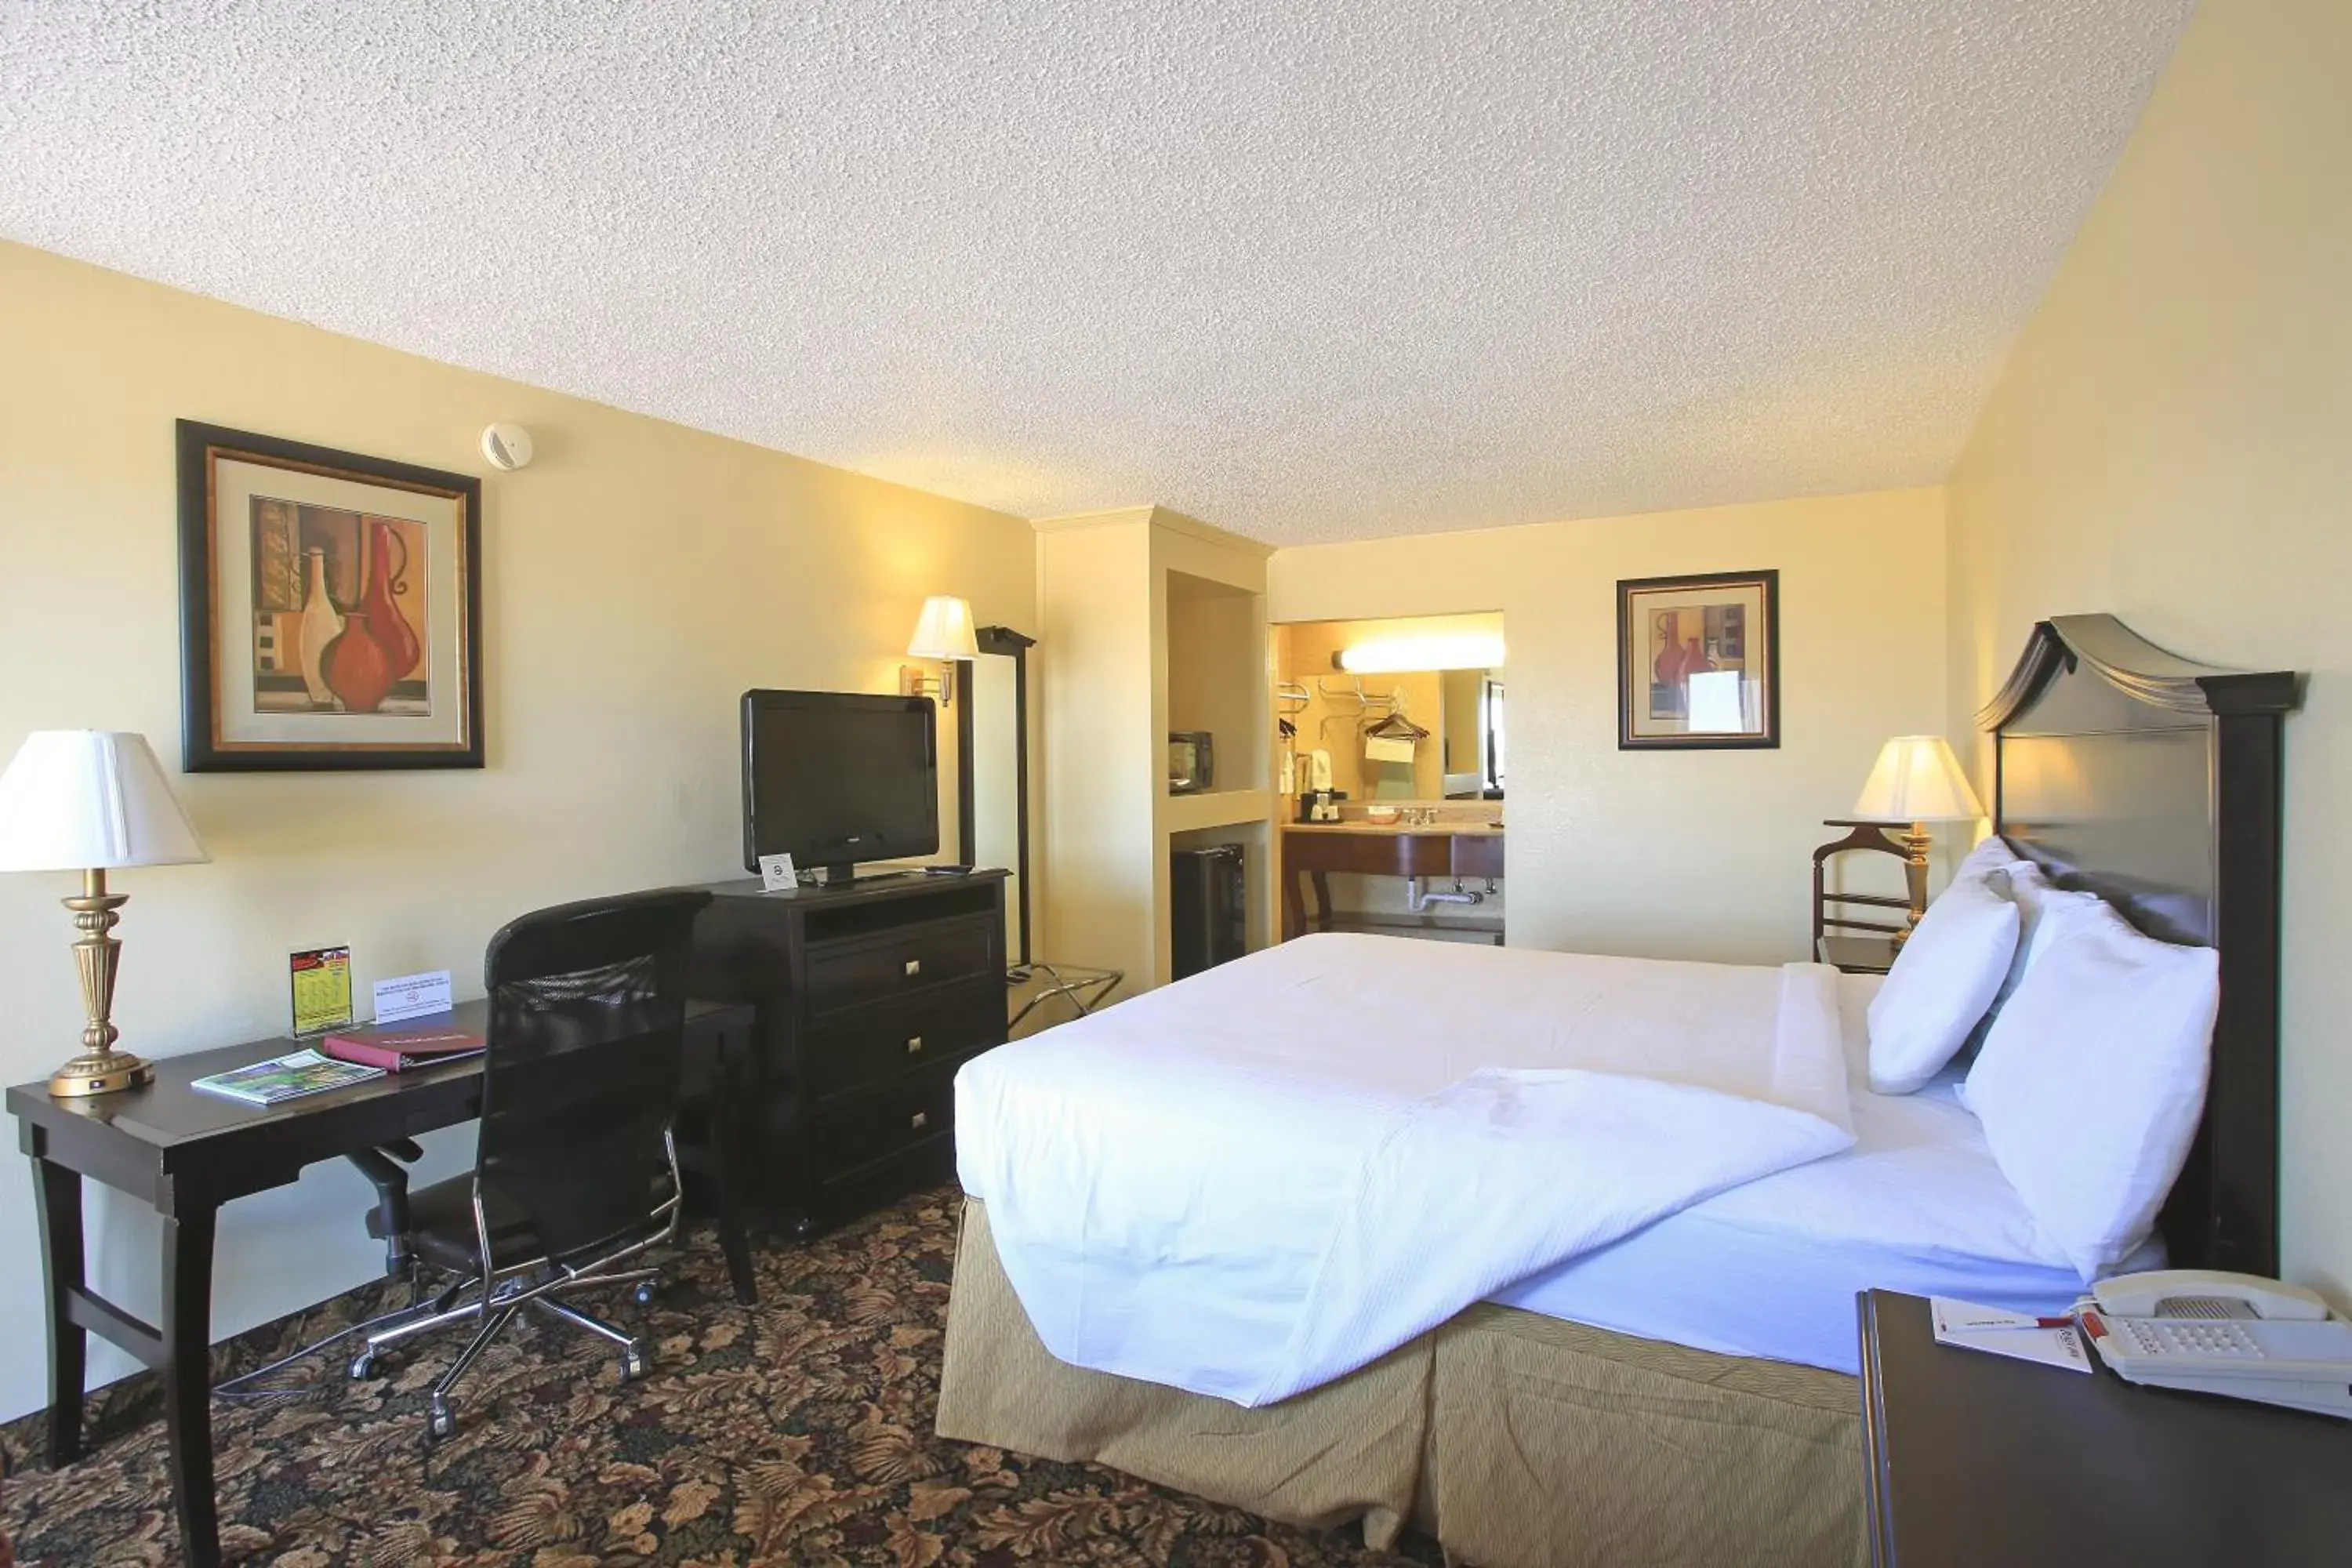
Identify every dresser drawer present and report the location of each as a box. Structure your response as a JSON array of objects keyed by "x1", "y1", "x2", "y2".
[
  {"x1": 812, "y1": 1065, "x2": 958, "y2": 1177},
  {"x1": 813, "y1": 1134, "x2": 956, "y2": 1229},
  {"x1": 804, "y1": 915, "x2": 998, "y2": 1014},
  {"x1": 804, "y1": 979, "x2": 1004, "y2": 1100}
]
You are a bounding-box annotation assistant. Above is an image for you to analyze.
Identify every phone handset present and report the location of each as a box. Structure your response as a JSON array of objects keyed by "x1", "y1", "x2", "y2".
[
  {"x1": 2089, "y1": 1268, "x2": 2330, "y2": 1322},
  {"x1": 2076, "y1": 1269, "x2": 2352, "y2": 1421}
]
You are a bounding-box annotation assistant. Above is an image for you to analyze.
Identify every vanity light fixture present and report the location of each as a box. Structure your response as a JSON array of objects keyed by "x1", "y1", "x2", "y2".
[
  {"x1": 1334, "y1": 632, "x2": 1505, "y2": 674},
  {"x1": 901, "y1": 594, "x2": 979, "y2": 707}
]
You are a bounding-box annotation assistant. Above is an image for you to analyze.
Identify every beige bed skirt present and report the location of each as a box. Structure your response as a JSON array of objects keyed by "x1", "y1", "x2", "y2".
[{"x1": 935, "y1": 1199, "x2": 1866, "y2": 1568}]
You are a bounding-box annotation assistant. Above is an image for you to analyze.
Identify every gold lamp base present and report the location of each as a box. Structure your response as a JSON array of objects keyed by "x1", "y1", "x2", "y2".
[
  {"x1": 1891, "y1": 818, "x2": 1934, "y2": 950},
  {"x1": 45, "y1": 867, "x2": 155, "y2": 1099},
  {"x1": 49, "y1": 1049, "x2": 154, "y2": 1098}
]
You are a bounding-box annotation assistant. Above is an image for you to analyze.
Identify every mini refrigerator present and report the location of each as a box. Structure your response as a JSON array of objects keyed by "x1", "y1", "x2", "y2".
[{"x1": 1171, "y1": 844, "x2": 1247, "y2": 979}]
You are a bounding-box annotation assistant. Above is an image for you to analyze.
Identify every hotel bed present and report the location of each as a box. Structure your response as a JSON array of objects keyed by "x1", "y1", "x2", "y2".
[
  {"x1": 1487, "y1": 971, "x2": 2159, "y2": 1375},
  {"x1": 935, "y1": 616, "x2": 2299, "y2": 1568}
]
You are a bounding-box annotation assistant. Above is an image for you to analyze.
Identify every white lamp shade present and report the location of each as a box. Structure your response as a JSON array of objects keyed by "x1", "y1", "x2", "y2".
[
  {"x1": 1853, "y1": 735, "x2": 1985, "y2": 822},
  {"x1": 906, "y1": 595, "x2": 979, "y2": 661},
  {"x1": 0, "y1": 731, "x2": 209, "y2": 872}
]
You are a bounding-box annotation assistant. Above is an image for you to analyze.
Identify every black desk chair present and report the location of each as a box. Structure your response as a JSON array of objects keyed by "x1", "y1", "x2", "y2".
[{"x1": 349, "y1": 887, "x2": 713, "y2": 1442}]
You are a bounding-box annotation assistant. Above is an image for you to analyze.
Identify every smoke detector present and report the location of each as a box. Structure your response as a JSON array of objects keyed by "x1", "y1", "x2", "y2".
[{"x1": 480, "y1": 423, "x2": 535, "y2": 471}]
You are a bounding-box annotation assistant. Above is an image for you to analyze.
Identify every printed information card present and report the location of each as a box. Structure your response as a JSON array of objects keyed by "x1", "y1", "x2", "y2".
[
  {"x1": 289, "y1": 946, "x2": 354, "y2": 1036},
  {"x1": 372, "y1": 969, "x2": 456, "y2": 1026}
]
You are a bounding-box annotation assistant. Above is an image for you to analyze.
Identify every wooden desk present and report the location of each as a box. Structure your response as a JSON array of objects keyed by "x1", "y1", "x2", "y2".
[
  {"x1": 1857, "y1": 1289, "x2": 2352, "y2": 1566},
  {"x1": 1279, "y1": 823, "x2": 1504, "y2": 942},
  {"x1": 6, "y1": 996, "x2": 756, "y2": 1568}
]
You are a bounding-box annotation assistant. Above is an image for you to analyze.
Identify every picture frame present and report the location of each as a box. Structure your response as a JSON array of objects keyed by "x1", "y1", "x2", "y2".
[
  {"x1": 176, "y1": 420, "x2": 485, "y2": 771},
  {"x1": 1616, "y1": 568, "x2": 1780, "y2": 750}
]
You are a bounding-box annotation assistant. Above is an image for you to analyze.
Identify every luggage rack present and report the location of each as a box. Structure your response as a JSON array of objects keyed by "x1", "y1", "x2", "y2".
[{"x1": 1007, "y1": 960, "x2": 1124, "y2": 1029}]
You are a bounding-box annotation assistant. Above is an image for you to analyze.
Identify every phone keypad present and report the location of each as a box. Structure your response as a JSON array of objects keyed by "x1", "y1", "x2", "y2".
[{"x1": 2121, "y1": 1319, "x2": 2264, "y2": 1358}]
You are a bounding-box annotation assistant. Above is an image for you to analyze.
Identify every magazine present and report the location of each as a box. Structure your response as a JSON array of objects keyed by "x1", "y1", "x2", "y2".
[{"x1": 191, "y1": 1047, "x2": 385, "y2": 1106}]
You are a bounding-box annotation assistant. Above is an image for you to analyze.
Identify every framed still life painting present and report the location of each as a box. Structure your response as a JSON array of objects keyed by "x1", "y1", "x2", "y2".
[
  {"x1": 176, "y1": 421, "x2": 484, "y2": 771},
  {"x1": 1616, "y1": 569, "x2": 1780, "y2": 750}
]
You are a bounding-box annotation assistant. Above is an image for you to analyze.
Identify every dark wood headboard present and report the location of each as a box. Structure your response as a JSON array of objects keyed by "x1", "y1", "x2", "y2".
[{"x1": 1976, "y1": 615, "x2": 2299, "y2": 1276}]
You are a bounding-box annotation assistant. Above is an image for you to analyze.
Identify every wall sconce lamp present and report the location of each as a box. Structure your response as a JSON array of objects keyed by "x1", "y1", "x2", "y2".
[{"x1": 901, "y1": 594, "x2": 979, "y2": 707}]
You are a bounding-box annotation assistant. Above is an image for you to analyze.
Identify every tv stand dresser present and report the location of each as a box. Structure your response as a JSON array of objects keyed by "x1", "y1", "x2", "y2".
[{"x1": 688, "y1": 869, "x2": 1008, "y2": 1236}]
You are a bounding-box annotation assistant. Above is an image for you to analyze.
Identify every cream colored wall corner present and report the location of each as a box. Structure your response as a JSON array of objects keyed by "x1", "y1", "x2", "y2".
[
  {"x1": 1033, "y1": 512, "x2": 1157, "y2": 986},
  {"x1": 1942, "y1": 0, "x2": 2352, "y2": 1301},
  {"x1": 1031, "y1": 506, "x2": 1272, "y2": 993},
  {"x1": 0, "y1": 241, "x2": 1036, "y2": 1421},
  {"x1": 1269, "y1": 486, "x2": 1948, "y2": 964}
]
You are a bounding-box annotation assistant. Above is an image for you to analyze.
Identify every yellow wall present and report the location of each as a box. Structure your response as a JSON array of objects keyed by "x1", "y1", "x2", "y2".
[
  {"x1": 1034, "y1": 510, "x2": 1159, "y2": 985},
  {"x1": 1269, "y1": 488, "x2": 1948, "y2": 962},
  {"x1": 0, "y1": 241, "x2": 1036, "y2": 1419},
  {"x1": 1944, "y1": 0, "x2": 2352, "y2": 1299}
]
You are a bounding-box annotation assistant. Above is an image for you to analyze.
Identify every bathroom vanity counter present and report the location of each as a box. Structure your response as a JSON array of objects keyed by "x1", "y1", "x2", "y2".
[
  {"x1": 1282, "y1": 820, "x2": 1504, "y2": 837},
  {"x1": 1279, "y1": 821, "x2": 1504, "y2": 942}
]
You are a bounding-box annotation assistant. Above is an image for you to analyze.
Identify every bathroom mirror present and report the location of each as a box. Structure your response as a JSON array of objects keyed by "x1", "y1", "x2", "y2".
[
  {"x1": 1273, "y1": 612, "x2": 1505, "y2": 803},
  {"x1": 1437, "y1": 668, "x2": 1504, "y2": 798}
]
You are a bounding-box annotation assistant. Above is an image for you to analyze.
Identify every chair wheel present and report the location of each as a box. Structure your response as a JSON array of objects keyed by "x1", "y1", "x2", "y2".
[
  {"x1": 426, "y1": 1394, "x2": 456, "y2": 1441},
  {"x1": 633, "y1": 1279, "x2": 660, "y2": 1307},
  {"x1": 347, "y1": 1350, "x2": 379, "y2": 1381},
  {"x1": 621, "y1": 1343, "x2": 648, "y2": 1383}
]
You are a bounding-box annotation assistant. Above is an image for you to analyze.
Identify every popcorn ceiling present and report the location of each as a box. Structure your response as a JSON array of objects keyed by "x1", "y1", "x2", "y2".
[{"x1": 0, "y1": 1, "x2": 2193, "y2": 543}]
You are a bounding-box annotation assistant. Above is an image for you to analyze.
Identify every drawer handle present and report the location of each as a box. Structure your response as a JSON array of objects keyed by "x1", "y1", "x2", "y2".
[
  {"x1": 906, "y1": 1035, "x2": 924, "y2": 1054},
  {"x1": 903, "y1": 958, "x2": 922, "y2": 978},
  {"x1": 909, "y1": 1110, "x2": 929, "y2": 1131}
]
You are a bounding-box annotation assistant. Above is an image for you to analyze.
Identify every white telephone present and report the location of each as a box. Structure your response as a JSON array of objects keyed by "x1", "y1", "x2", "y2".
[{"x1": 2079, "y1": 1269, "x2": 2352, "y2": 1419}]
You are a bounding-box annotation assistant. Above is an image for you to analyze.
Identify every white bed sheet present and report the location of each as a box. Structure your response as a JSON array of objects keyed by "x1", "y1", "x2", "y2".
[
  {"x1": 1488, "y1": 973, "x2": 2163, "y2": 1374},
  {"x1": 958, "y1": 934, "x2": 1857, "y2": 1404}
]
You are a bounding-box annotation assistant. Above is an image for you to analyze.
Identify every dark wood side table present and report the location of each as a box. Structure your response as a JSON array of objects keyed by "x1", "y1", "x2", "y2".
[
  {"x1": 1820, "y1": 933, "x2": 1897, "y2": 975},
  {"x1": 7, "y1": 997, "x2": 756, "y2": 1568},
  {"x1": 1857, "y1": 1289, "x2": 2352, "y2": 1566}
]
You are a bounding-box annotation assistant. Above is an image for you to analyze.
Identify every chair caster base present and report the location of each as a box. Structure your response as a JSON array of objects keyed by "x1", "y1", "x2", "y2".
[
  {"x1": 633, "y1": 1278, "x2": 661, "y2": 1308},
  {"x1": 426, "y1": 1394, "x2": 457, "y2": 1442},
  {"x1": 621, "y1": 1343, "x2": 648, "y2": 1383},
  {"x1": 348, "y1": 1350, "x2": 380, "y2": 1381}
]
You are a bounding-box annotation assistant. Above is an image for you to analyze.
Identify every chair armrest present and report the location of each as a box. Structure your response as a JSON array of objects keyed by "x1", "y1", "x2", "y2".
[{"x1": 347, "y1": 1143, "x2": 423, "y2": 1278}]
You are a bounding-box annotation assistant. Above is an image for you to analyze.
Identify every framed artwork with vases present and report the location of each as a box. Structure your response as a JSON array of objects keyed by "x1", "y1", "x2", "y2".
[
  {"x1": 176, "y1": 421, "x2": 485, "y2": 770},
  {"x1": 1615, "y1": 568, "x2": 1780, "y2": 750}
]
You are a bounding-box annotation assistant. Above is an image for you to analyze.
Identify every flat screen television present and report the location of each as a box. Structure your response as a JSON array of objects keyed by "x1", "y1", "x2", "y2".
[{"x1": 741, "y1": 690, "x2": 939, "y2": 884}]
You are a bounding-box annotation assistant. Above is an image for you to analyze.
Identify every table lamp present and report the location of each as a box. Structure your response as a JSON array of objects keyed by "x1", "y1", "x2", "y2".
[
  {"x1": 0, "y1": 731, "x2": 209, "y2": 1096},
  {"x1": 1852, "y1": 734, "x2": 1986, "y2": 943},
  {"x1": 901, "y1": 593, "x2": 978, "y2": 708}
]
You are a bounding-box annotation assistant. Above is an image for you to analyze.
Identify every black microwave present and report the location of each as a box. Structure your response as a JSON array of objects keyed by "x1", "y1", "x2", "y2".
[{"x1": 1169, "y1": 731, "x2": 1214, "y2": 793}]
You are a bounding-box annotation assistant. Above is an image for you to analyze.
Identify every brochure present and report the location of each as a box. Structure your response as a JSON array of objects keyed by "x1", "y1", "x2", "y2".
[
  {"x1": 191, "y1": 1048, "x2": 384, "y2": 1106},
  {"x1": 1929, "y1": 1295, "x2": 2092, "y2": 1374}
]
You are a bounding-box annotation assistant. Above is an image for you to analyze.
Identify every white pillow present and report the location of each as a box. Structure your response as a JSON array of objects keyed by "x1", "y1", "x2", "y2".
[
  {"x1": 1865, "y1": 874, "x2": 2021, "y2": 1094},
  {"x1": 1955, "y1": 834, "x2": 2020, "y2": 880},
  {"x1": 1984, "y1": 862, "x2": 2100, "y2": 1012},
  {"x1": 1963, "y1": 897, "x2": 2220, "y2": 1280}
]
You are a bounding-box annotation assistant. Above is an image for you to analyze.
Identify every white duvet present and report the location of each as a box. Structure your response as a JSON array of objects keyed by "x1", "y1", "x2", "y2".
[{"x1": 955, "y1": 934, "x2": 1857, "y2": 1406}]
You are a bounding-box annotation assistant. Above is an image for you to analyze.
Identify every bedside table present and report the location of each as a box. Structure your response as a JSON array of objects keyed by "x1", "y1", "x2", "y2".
[{"x1": 1857, "y1": 1290, "x2": 2352, "y2": 1566}]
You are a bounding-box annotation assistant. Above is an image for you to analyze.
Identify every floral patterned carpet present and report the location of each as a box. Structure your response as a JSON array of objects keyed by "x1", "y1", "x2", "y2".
[{"x1": 0, "y1": 1186, "x2": 1442, "y2": 1566}]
